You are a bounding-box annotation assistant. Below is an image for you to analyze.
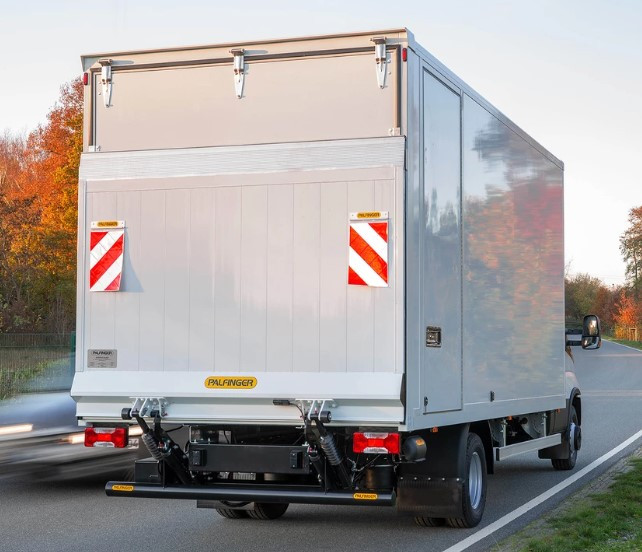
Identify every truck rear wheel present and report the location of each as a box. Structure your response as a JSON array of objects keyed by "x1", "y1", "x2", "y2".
[
  {"x1": 446, "y1": 433, "x2": 487, "y2": 528},
  {"x1": 414, "y1": 516, "x2": 445, "y2": 527},
  {"x1": 215, "y1": 508, "x2": 249, "y2": 519},
  {"x1": 247, "y1": 502, "x2": 289, "y2": 520}
]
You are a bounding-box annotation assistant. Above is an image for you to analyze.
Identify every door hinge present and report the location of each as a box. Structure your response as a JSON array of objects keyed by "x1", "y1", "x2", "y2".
[
  {"x1": 230, "y1": 48, "x2": 245, "y2": 99},
  {"x1": 371, "y1": 36, "x2": 387, "y2": 89},
  {"x1": 98, "y1": 58, "x2": 113, "y2": 108}
]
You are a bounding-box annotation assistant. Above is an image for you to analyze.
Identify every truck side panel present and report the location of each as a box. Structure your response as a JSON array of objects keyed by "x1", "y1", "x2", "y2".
[
  {"x1": 405, "y1": 49, "x2": 565, "y2": 430},
  {"x1": 461, "y1": 94, "x2": 564, "y2": 405}
]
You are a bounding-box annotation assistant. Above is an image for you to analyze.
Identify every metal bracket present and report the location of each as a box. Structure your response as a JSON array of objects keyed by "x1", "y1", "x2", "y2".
[
  {"x1": 230, "y1": 48, "x2": 245, "y2": 99},
  {"x1": 130, "y1": 397, "x2": 169, "y2": 418},
  {"x1": 371, "y1": 37, "x2": 387, "y2": 89},
  {"x1": 98, "y1": 59, "x2": 113, "y2": 108},
  {"x1": 294, "y1": 399, "x2": 336, "y2": 421}
]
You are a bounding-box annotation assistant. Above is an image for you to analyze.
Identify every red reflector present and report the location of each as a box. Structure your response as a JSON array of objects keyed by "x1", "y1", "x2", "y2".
[
  {"x1": 353, "y1": 432, "x2": 400, "y2": 454},
  {"x1": 84, "y1": 427, "x2": 128, "y2": 448},
  {"x1": 82, "y1": 72, "x2": 89, "y2": 86},
  {"x1": 402, "y1": 48, "x2": 408, "y2": 62}
]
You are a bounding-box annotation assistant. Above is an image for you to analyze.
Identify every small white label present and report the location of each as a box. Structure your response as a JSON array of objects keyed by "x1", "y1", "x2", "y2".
[{"x1": 87, "y1": 349, "x2": 117, "y2": 368}]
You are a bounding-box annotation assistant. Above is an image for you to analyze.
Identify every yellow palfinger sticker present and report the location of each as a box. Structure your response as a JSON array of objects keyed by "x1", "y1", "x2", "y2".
[
  {"x1": 112, "y1": 484, "x2": 134, "y2": 492},
  {"x1": 91, "y1": 220, "x2": 125, "y2": 229},
  {"x1": 204, "y1": 376, "x2": 257, "y2": 389},
  {"x1": 353, "y1": 492, "x2": 378, "y2": 500}
]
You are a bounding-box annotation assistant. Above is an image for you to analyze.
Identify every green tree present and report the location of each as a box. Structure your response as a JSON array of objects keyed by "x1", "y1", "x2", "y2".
[
  {"x1": 565, "y1": 273, "x2": 604, "y2": 323},
  {"x1": 620, "y1": 206, "x2": 642, "y2": 297}
]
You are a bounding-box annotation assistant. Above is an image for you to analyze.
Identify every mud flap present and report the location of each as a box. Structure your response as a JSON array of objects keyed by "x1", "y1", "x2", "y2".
[
  {"x1": 396, "y1": 423, "x2": 468, "y2": 517},
  {"x1": 397, "y1": 476, "x2": 464, "y2": 516}
]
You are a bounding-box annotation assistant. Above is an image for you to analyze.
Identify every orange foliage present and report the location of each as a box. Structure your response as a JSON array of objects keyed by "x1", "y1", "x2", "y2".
[
  {"x1": 0, "y1": 79, "x2": 82, "y2": 332},
  {"x1": 614, "y1": 291, "x2": 640, "y2": 328}
]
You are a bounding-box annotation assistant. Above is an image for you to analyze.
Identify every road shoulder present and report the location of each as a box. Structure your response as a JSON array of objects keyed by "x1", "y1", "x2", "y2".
[{"x1": 490, "y1": 445, "x2": 642, "y2": 552}]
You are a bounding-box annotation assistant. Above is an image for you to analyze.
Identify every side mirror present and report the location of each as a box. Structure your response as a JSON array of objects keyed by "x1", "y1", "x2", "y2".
[{"x1": 581, "y1": 314, "x2": 601, "y2": 350}]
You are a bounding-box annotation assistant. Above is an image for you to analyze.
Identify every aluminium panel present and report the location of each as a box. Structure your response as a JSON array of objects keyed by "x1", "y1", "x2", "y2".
[
  {"x1": 420, "y1": 67, "x2": 463, "y2": 414},
  {"x1": 405, "y1": 51, "x2": 565, "y2": 431},
  {"x1": 405, "y1": 30, "x2": 562, "y2": 170},
  {"x1": 74, "y1": 138, "x2": 406, "y2": 425},
  {"x1": 91, "y1": 53, "x2": 398, "y2": 152},
  {"x1": 73, "y1": 371, "x2": 404, "y2": 427},
  {"x1": 460, "y1": 94, "x2": 564, "y2": 407}
]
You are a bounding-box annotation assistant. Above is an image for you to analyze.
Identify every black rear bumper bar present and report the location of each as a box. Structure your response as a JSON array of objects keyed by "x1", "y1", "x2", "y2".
[{"x1": 106, "y1": 481, "x2": 395, "y2": 507}]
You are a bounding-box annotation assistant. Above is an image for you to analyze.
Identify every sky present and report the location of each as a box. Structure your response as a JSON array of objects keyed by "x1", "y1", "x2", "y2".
[{"x1": 1, "y1": 0, "x2": 641, "y2": 285}]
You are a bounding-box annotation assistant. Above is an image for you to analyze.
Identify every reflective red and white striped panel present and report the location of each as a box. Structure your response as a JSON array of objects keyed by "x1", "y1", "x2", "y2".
[
  {"x1": 348, "y1": 220, "x2": 388, "y2": 287},
  {"x1": 89, "y1": 228, "x2": 124, "y2": 292}
]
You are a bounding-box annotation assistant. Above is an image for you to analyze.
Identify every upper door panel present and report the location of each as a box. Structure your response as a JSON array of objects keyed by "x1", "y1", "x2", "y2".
[{"x1": 92, "y1": 53, "x2": 398, "y2": 152}]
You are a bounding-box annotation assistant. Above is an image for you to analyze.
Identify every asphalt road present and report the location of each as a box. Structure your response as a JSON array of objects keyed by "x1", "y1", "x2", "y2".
[{"x1": 0, "y1": 340, "x2": 640, "y2": 552}]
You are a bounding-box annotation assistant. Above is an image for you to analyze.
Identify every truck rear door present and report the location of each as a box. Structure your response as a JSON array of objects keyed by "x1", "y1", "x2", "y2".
[{"x1": 74, "y1": 35, "x2": 408, "y2": 427}]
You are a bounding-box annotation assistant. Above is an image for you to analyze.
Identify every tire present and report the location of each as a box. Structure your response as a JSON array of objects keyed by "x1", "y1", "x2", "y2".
[
  {"x1": 446, "y1": 433, "x2": 487, "y2": 529},
  {"x1": 247, "y1": 502, "x2": 289, "y2": 520},
  {"x1": 552, "y1": 405, "x2": 579, "y2": 471},
  {"x1": 215, "y1": 508, "x2": 249, "y2": 519},
  {"x1": 414, "y1": 516, "x2": 445, "y2": 527}
]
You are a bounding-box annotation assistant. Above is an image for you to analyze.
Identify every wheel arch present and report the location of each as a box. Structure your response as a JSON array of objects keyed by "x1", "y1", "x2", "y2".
[
  {"x1": 570, "y1": 388, "x2": 581, "y2": 426},
  {"x1": 469, "y1": 420, "x2": 494, "y2": 475}
]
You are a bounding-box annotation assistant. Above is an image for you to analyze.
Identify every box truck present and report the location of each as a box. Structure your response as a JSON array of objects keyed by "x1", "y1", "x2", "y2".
[{"x1": 71, "y1": 29, "x2": 601, "y2": 527}]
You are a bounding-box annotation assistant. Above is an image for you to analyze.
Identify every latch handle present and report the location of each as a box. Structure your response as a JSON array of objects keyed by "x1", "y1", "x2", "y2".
[{"x1": 426, "y1": 326, "x2": 442, "y2": 348}]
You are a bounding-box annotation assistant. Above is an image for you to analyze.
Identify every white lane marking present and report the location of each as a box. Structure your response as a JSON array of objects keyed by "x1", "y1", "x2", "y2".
[
  {"x1": 443, "y1": 428, "x2": 642, "y2": 552},
  {"x1": 602, "y1": 339, "x2": 642, "y2": 353}
]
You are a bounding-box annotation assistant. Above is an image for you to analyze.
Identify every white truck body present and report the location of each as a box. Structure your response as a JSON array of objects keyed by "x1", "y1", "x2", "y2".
[{"x1": 72, "y1": 29, "x2": 564, "y2": 432}]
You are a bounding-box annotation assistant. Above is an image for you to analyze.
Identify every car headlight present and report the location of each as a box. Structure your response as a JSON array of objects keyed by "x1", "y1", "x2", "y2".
[
  {"x1": 0, "y1": 423, "x2": 33, "y2": 436},
  {"x1": 65, "y1": 432, "x2": 86, "y2": 445}
]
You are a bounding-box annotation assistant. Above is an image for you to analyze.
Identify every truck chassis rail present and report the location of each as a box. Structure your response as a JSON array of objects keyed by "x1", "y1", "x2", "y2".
[{"x1": 106, "y1": 481, "x2": 395, "y2": 506}]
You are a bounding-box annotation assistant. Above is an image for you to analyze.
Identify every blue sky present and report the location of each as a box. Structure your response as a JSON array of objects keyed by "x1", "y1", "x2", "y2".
[{"x1": 2, "y1": 0, "x2": 641, "y2": 284}]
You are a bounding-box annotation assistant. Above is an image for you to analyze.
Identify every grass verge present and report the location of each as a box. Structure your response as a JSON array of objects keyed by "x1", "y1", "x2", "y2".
[
  {"x1": 604, "y1": 338, "x2": 642, "y2": 351},
  {"x1": 494, "y1": 453, "x2": 642, "y2": 552},
  {"x1": 0, "y1": 349, "x2": 67, "y2": 399}
]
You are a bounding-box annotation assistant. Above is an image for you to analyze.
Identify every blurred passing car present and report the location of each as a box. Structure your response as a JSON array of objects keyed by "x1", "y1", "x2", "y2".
[{"x1": 0, "y1": 391, "x2": 140, "y2": 480}]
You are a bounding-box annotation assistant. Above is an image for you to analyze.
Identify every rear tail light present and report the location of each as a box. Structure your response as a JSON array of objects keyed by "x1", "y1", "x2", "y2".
[
  {"x1": 84, "y1": 427, "x2": 128, "y2": 448},
  {"x1": 353, "y1": 432, "x2": 400, "y2": 454}
]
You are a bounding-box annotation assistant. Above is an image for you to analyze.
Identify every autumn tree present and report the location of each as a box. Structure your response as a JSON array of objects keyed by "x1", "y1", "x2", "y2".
[
  {"x1": 620, "y1": 206, "x2": 642, "y2": 297},
  {"x1": 0, "y1": 79, "x2": 82, "y2": 333},
  {"x1": 592, "y1": 283, "x2": 622, "y2": 331},
  {"x1": 565, "y1": 273, "x2": 604, "y2": 322},
  {"x1": 0, "y1": 133, "x2": 43, "y2": 330},
  {"x1": 29, "y1": 79, "x2": 83, "y2": 333}
]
